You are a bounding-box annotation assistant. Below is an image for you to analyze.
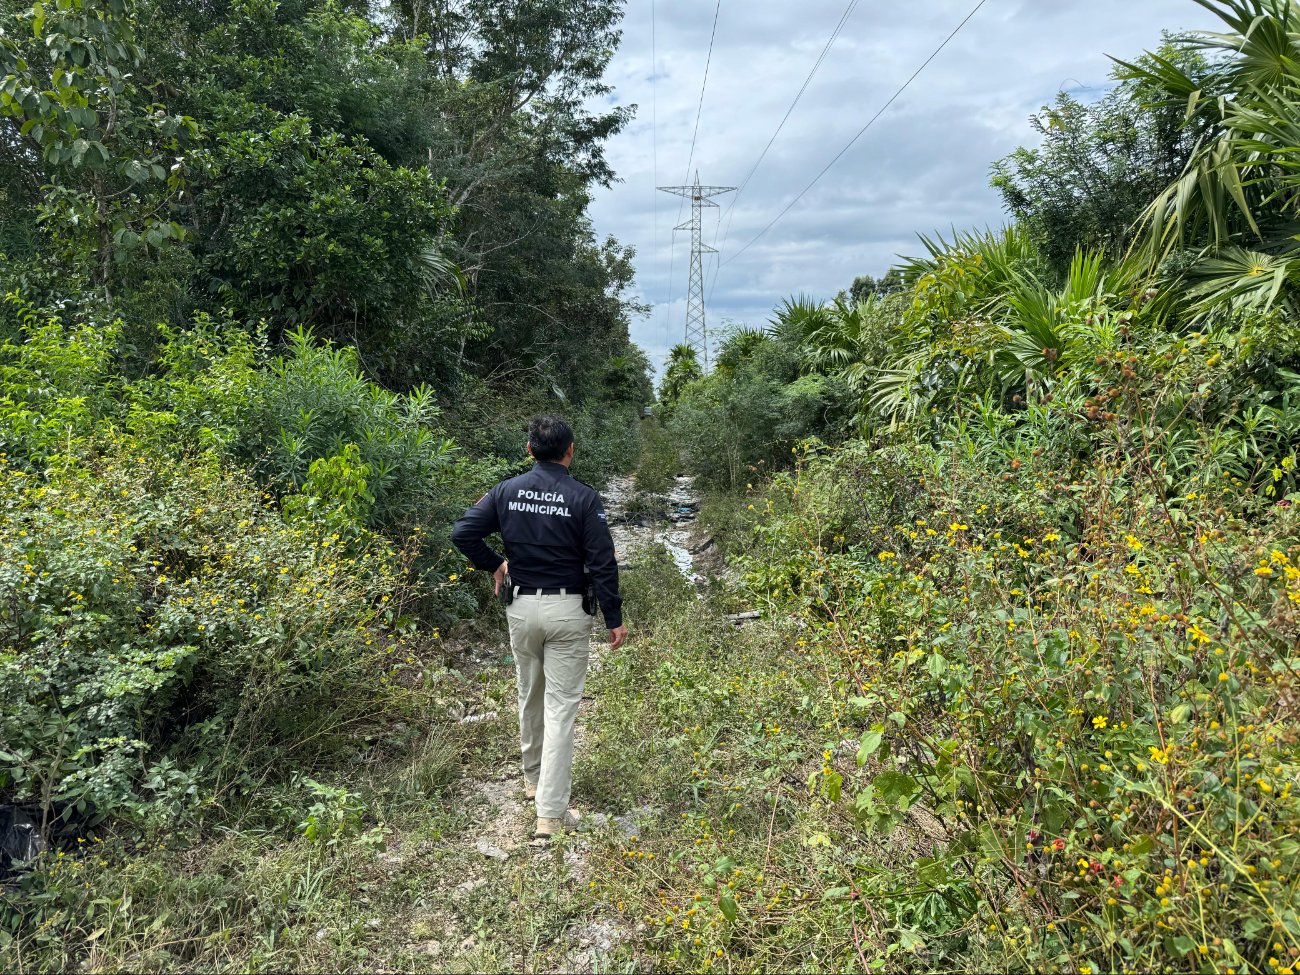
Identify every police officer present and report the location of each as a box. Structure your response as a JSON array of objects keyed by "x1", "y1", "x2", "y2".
[{"x1": 451, "y1": 414, "x2": 627, "y2": 846}]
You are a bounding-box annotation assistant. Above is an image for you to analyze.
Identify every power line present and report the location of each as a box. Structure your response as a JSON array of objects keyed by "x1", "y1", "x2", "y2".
[
  {"x1": 720, "y1": 0, "x2": 991, "y2": 270},
  {"x1": 707, "y1": 0, "x2": 860, "y2": 304},
  {"x1": 681, "y1": 0, "x2": 723, "y2": 194},
  {"x1": 666, "y1": 0, "x2": 723, "y2": 353},
  {"x1": 652, "y1": 0, "x2": 664, "y2": 358}
]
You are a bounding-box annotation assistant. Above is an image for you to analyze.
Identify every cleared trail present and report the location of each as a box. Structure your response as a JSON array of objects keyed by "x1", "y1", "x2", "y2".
[{"x1": 393, "y1": 473, "x2": 706, "y2": 972}]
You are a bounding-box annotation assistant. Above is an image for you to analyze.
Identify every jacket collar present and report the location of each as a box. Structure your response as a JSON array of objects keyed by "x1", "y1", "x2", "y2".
[{"x1": 532, "y1": 461, "x2": 571, "y2": 477}]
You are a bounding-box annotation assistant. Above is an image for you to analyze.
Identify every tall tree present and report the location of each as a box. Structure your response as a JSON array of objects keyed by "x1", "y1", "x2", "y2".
[
  {"x1": 0, "y1": 0, "x2": 196, "y2": 302},
  {"x1": 1, "y1": 0, "x2": 648, "y2": 403},
  {"x1": 990, "y1": 45, "x2": 1203, "y2": 272}
]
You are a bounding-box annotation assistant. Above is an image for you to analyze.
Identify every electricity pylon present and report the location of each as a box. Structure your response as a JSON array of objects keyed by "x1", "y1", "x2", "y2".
[{"x1": 658, "y1": 173, "x2": 734, "y2": 369}]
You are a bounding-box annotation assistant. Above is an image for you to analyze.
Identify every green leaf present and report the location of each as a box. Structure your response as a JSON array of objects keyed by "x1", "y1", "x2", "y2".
[
  {"x1": 824, "y1": 769, "x2": 842, "y2": 802},
  {"x1": 719, "y1": 894, "x2": 737, "y2": 922},
  {"x1": 857, "y1": 730, "x2": 883, "y2": 765},
  {"x1": 873, "y1": 770, "x2": 919, "y2": 804},
  {"x1": 898, "y1": 928, "x2": 925, "y2": 951},
  {"x1": 916, "y1": 856, "x2": 951, "y2": 886}
]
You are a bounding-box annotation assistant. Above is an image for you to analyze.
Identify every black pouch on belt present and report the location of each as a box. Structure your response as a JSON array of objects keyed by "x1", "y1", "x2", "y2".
[
  {"x1": 581, "y1": 574, "x2": 597, "y2": 616},
  {"x1": 499, "y1": 572, "x2": 513, "y2": 606}
]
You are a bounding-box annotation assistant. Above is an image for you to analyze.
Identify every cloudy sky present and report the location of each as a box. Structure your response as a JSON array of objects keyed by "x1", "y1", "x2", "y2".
[{"x1": 586, "y1": 0, "x2": 1222, "y2": 371}]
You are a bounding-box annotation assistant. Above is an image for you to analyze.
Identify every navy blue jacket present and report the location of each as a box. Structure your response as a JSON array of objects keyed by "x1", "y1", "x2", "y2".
[{"x1": 451, "y1": 462, "x2": 623, "y2": 628}]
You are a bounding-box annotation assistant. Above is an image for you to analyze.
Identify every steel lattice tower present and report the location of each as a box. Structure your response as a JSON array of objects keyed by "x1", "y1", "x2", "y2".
[{"x1": 658, "y1": 174, "x2": 735, "y2": 369}]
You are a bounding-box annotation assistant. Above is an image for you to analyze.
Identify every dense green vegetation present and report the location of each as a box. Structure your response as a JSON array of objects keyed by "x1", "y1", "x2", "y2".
[
  {"x1": 0, "y1": 0, "x2": 649, "y2": 964},
  {"x1": 5, "y1": 0, "x2": 1300, "y2": 972},
  {"x1": 639, "y1": 1, "x2": 1300, "y2": 971}
]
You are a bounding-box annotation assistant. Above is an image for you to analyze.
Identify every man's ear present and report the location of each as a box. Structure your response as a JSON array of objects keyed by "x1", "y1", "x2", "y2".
[
  {"x1": 565, "y1": 442, "x2": 576, "y2": 462},
  {"x1": 525, "y1": 441, "x2": 534, "y2": 459}
]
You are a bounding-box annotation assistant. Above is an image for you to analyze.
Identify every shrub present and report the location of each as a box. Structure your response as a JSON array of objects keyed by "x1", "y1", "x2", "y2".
[
  {"x1": 0, "y1": 443, "x2": 414, "y2": 824},
  {"x1": 663, "y1": 322, "x2": 856, "y2": 493},
  {"x1": 0, "y1": 305, "x2": 471, "y2": 826},
  {"x1": 132, "y1": 323, "x2": 484, "y2": 538},
  {"x1": 0, "y1": 299, "x2": 119, "y2": 465},
  {"x1": 633, "y1": 417, "x2": 679, "y2": 494},
  {"x1": 568, "y1": 401, "x2": 643, "y2": 491},
  {"x1": 735, "y1": 434, "x2": 1300, "y2": 972}
]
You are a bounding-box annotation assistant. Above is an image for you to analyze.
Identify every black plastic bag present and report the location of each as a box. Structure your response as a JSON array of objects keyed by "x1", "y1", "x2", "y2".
[{"x1": 0, "y1": 806, "x2": 47, "y2": 874}]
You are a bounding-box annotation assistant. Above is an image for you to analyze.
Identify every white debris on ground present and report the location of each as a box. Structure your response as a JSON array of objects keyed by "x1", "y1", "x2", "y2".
[{"x1": 604, "y1": 474, "x2": 703, "y2": 584}]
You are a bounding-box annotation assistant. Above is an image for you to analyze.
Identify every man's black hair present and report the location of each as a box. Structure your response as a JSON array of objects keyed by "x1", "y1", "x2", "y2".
[{"x1": 528, "y1": 414, "x2": 574, "y2": 463}]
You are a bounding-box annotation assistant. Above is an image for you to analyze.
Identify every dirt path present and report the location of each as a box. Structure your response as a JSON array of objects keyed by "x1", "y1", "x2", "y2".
[
  {"x1": 605, "y1": 474, "x2": 707, "y2": 582},
  {"x1": 396, "y1": 473, "x2": 701, "y2": 972}
]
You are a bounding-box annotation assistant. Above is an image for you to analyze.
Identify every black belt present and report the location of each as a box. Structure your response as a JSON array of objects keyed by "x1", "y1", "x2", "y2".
[{"x1": 512, "y1": 586, "x2": 577, "y2": 596}]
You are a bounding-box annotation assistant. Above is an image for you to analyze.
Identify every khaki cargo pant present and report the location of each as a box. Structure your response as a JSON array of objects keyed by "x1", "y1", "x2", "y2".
[{"x1": 505, "y1": 592, "x2": 591, "y2": 819}]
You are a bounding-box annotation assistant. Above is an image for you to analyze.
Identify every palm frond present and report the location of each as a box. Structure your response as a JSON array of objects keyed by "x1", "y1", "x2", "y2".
[
  {"x1": 1187, "y1": 245, "x2": 1300, "y2": 311},
  {"x1": 417, "y1": 245, "x2": 467, "y2": 294}
]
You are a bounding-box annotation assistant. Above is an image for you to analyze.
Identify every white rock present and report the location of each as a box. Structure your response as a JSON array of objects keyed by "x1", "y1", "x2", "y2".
[{"x1": 474, "y1": 838, "x2": 509, "y2": 861}]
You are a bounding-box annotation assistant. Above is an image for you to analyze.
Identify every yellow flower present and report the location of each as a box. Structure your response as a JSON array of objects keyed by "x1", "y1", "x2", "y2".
[
  {"x1": 1256, "y1": 565, "x2": 1274, "y2": 576},
  {"x1": 1092, "y1": 715, "x2": 1108, "y2": 730}
]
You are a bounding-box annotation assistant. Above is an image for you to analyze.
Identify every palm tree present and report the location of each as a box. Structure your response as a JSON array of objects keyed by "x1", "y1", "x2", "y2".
[
  {"x1": 658, "y1": 344, "x2": 703, "y2": 405},
  {"x1": 868, "y1": 247, "x2": 1159, "y2": 426},
  {"x1": 768, "y1": 294, "x2": 832, "y2": 348},
  {"x1": 800, "y1": 296, "x2": 894, "y2": 388},
  {"x1": 1122, "y1": 0, "x2": 1300, "y2": 312}
]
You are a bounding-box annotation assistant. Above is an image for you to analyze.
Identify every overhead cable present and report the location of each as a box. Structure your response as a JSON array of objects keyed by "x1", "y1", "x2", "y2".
[
  {"x1": 720, "y1": 0, "x2": 991, "y2": 270},
  {"x1": 666, "y1": 0, "x2": 724, "y2": 348},
  {"x1": 708, "y1": 0, "x2": 861, "y2": 303},
  {"x1": 652, "y1": 0, "x2": 664, "y2": 354},
  {"x1": 681, "y1": 0, "x2": 724, "y2": 189}
]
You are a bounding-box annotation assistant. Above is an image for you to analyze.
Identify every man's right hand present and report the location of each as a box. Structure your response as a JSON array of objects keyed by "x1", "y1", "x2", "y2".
[{"x1": 608, "y1": 625, "x2": 628, "y2": 650}]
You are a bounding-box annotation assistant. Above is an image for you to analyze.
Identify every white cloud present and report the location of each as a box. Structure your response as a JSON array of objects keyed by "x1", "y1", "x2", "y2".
[{"x1": 588, "y1": 0, "x2": 1222, "y2": 371}]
